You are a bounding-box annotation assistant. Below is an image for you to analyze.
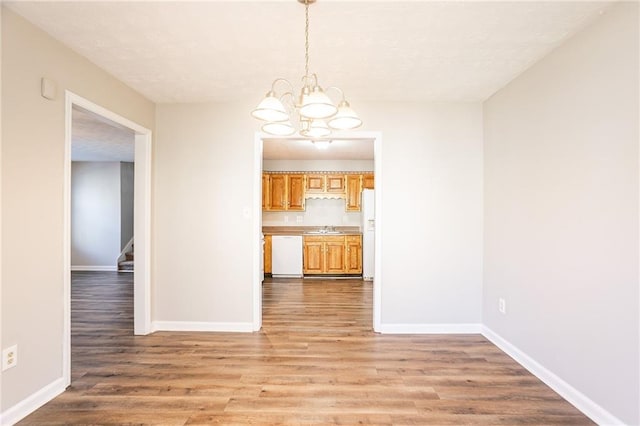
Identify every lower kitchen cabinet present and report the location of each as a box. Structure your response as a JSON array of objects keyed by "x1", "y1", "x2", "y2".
[
  {"x1": 264, "y1": 235, "x2": 272, "y2": 274},
  {"x1": 345, "y1": 235, "x2": 362, "y2": 274},
  {"x1": 303, "y1": 235, "x2": 362, "y2": 275}
]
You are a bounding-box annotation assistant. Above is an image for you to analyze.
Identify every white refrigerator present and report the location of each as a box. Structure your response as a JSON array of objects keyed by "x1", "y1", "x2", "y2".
[{"x1": 361, "y1": 189, "x2": 375, "y2": 281}]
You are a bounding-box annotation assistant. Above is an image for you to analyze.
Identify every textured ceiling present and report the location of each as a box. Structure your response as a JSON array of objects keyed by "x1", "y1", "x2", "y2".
[
  {"x1": 263, "y1": 138, "x2": 374, "y2": 160},
  {"x1": 72, "y1": 106, "x2": 135, "y2": 162},
  {"x1": 6, "y1": 0, "x2": 612, "y2": 105},
  {"x1": 12, "y1": 0, "x2": 612, "y2": 161}
]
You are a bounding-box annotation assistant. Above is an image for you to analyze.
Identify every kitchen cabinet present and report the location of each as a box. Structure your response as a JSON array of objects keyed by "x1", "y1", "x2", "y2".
[
  {"x1": 302, "y1": 237, "x2": 324, "y2": 274},
  {"x1": 345, "y1": 235, "x2": 362, "y2": 274},
  {"x1": 263, "y1": 171, "x2": 373, "y2": 211},
  {"x1": 264, "y1": 173, "x2": 305, "y2": 211},
  {"x1": 325, "y1": 237, "x2": 347, "y2": 273},
  {"x1": 303, "y1": 234, "x2": 361, "y2": 275},
  {"x1": 345, "y1": 175, "x2": 362, "y2": 211},
  {"x1": 304, "y1": 173, "x2": 345, "y2": 196},
  {"x1": 287, "y1": 174, "x2": 305, "y2": 210},
  {"x1": 326, "y1": 174, "x2": 346, "y2": 194},
  {"x1": 262, "y1": 174, "x2": 270, "y2": 210},
  {"x1": 267, "y1": 174, "x2": 287, "y2": 210},
  {"x1": 305, "y1": 174, "x2": 325, "y2": 193},
  {"x1": 362, "y1": 173, "x2": 374, "y2": 190},
  {"x1": 264, "y1": 234, "x2": 272, "y2": 274}
]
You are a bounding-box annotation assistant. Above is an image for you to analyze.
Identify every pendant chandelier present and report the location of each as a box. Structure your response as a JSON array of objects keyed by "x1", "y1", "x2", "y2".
[{"x1": 251, "y1": 0, "x2": 362, "y2": 138}]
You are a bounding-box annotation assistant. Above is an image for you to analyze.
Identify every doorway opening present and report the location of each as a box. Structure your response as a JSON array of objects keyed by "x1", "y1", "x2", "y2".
[
  {"x1": 252, "y1": 133, "x2": 383, "y2": 332},
  {"x1": 63, "y1": 92, "x2": 152, "y2": 386}
]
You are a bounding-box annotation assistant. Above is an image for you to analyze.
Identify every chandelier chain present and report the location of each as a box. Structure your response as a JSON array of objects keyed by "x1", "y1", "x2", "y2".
[{"x1": 304, "y1": 0, "x2": 310, "y2": 78}]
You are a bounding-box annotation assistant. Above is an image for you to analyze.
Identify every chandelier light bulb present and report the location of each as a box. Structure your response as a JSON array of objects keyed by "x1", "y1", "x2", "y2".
[
  {"x1": 301, "y1": 119, "x2": 331, "y2": 138},
  {"x1": 312, "y1": 140, "x2": 331, "y2": 150}
]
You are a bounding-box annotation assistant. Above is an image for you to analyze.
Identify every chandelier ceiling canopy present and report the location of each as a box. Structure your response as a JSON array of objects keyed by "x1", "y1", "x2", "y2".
[{"x1": 251, "y1": 0, "x2": 362, "y2": 138}]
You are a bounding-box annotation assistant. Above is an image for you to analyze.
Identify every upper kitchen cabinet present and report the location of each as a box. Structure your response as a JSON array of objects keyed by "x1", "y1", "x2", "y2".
[
  {"x1": 305, "y1": 174, "x2": 325, "y2": 194},
  {"x1": 264, "y1": 173, "x2": 305, "y2": 211},
  {"x1": 267, "y1": 174, "x2": 287, "y2": 210},
  {"x1": 326, "y1": 174, "x2": 346, "y2": 194},
  {"x1": 262, "y1": 173, "x2": 271, "y2": 210},
  {"x1": 287, "y1": 174, "x2": 305, "y2": 211},
  {"x1": 304, "y1": 173, "x2": 346, "y2": 197},
  {"x1": 263, "y1": 171, "x2": 372, "y2": 211},
  {"x1": 362, "y1": 173, "x2": 374, "y2": 190},
  {"x1": 345, "y1": 175, "x2": 362, "y2": 211}
]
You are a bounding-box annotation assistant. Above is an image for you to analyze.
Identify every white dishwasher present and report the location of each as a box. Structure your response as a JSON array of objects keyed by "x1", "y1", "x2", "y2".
[{"x1": 271, "y1": 235, "x2": 303, "y2": 278}]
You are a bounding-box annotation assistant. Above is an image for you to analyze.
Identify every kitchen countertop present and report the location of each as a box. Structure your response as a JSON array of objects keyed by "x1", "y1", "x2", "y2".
[{"x1": 263, "y1": 226, "x2": 361, "y2": 236}]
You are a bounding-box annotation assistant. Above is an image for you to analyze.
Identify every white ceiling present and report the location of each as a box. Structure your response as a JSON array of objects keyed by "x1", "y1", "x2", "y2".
[
  {"x1": 9, "y1": 0, "x2": 612, "y2": 161},
  {"x1": 6, "y1": 0, "x2": 611, "y2": 104},
  {"x1": 264, "y1": 138, "x2": 374, "y2": 160},
  {"x1": 72, "y1": 106, "x2": 135, "y2": 162}
]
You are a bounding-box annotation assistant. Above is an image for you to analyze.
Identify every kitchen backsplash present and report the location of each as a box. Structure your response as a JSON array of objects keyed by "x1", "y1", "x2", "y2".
[{"x1": 262, "y1": 198, "x2": 362, "y2": 227}]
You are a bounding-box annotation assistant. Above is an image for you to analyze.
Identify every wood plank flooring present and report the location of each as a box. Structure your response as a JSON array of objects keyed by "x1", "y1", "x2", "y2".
[{"x1": 18, "y1": 273, "x2": 593, "y2": 425}]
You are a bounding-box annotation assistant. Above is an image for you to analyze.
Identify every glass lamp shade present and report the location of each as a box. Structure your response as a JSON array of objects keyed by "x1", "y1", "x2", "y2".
[
  {"x1": 328, "y1": 101, "x2": 362, "y2": 130},
  {"x1": 262, "y1": 120, "x2": 296, "y2": 136},
  {"x1": 252, "y1": 91, "x2": 289, "y2": 122},
  {"x1": 300, "y1": 119, "x2": 331, "y2": 138},
  {"x1": 299, "y1": 86, "x2": 338, "y2": 119}
]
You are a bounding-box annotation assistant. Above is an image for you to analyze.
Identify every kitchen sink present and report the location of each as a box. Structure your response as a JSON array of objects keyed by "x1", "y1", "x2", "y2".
[{"x1": 304, "y1": 230, "x2": 343, "y2": 235}]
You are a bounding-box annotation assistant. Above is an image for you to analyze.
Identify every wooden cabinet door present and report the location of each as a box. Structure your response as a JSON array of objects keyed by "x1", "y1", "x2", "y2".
[
  {"x1": 288, "y1": 174, "x2": 305, "y2": 211},
  {"x1": 269, "y1": 174, "x2": 287, "y2": 211},
  {"x1": 326, "y1": 174, "x2": 346, "y2": 194},
  {"x1": 262, "y1": 174, "x2": 271, "y2": 210},
  {"x1": 305, "y1": 174, "x2": 325, "y2": 193},
  {"x1": 325, "y1": 237, "x2": 346, "y2": 273},
  {"x1": 345, "y1": 175, "x2": 362, "y2": 211},
  {"x1": 303, "y1": 237, "x2": 324, "y2": 274},
  {"x1": 362, "y1": 173, "x2": 374, "y2": 190},
  {"x1": 264, "y1": 235, "x2": 272, "y2": 274},
  {"x1": 345, "y1": 235, "x2": 362, "y2": 274}
]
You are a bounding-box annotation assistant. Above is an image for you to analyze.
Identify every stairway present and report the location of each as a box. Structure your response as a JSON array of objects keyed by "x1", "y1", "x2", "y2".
[{"x1": 118, "y1": 244, "x2": 134, "y2": 272}]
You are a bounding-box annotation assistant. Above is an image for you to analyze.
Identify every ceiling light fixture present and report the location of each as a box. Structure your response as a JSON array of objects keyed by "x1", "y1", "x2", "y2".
[
  {"x1": 252, "y1": 0, "x2": 362, "y2": 137},
  {"x1": 311, "y1": 140, "x2": 331, "y2": 150}
]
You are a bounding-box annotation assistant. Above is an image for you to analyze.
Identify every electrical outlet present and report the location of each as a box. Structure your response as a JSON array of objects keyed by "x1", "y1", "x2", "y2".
[
  {"x1": 296, "y1": 216, "x2": 303, "y2": 223},
  {"x1": 498, "y1": 298, "x2": 506, "y2": 315},
  {"x1": 283, "y1": 216, "x2": 289, "y2": 223},
  {"x1": 2, "y1": 345, "x2": 18, "y2": 371}
]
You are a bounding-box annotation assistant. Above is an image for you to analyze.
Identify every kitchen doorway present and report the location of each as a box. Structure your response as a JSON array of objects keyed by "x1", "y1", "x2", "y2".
[{"x1": 252, "y1": 133, "x2": 383, "y2": 331}]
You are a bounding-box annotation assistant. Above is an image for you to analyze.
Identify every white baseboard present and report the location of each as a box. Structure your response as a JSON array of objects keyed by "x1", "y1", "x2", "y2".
[
  {"x1": 376, "y1": 323, "x2": 482, "y2": 334},
  {"x1": 70, "y1": 265, "x2": 117, "y2": 272},
  {"x1": 1, "y1": 377, "x2": 66, "y2": 426},
  {"x1": 481, "y1": 326, "x2": 624, "y2": 426},
  {"x1": 151, "y1": 321, "x2": 255, "y2": 333}
]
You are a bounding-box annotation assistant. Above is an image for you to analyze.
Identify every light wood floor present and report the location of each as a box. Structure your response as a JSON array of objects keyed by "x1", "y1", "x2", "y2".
[{"x1": 19, "y1": 272, "x2": 593, "y2": 425}]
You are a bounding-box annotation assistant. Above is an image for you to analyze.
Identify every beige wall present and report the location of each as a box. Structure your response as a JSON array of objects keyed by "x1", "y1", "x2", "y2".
[
  {"x1": 483, "y1": 2, "x2": 639, "y2": 424},
  {"x1": 1, "y1": 7, "x2": 155, "y2": 412},
  {"x1": 154, "y1": 103, "x2": 256, "y2": 325},
  {"x1": 154, "y1": 101, "x2": 484, "y2": 328},
  {"x1": 362, "y1": 102, "x2": 484, "y2": 327}
]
